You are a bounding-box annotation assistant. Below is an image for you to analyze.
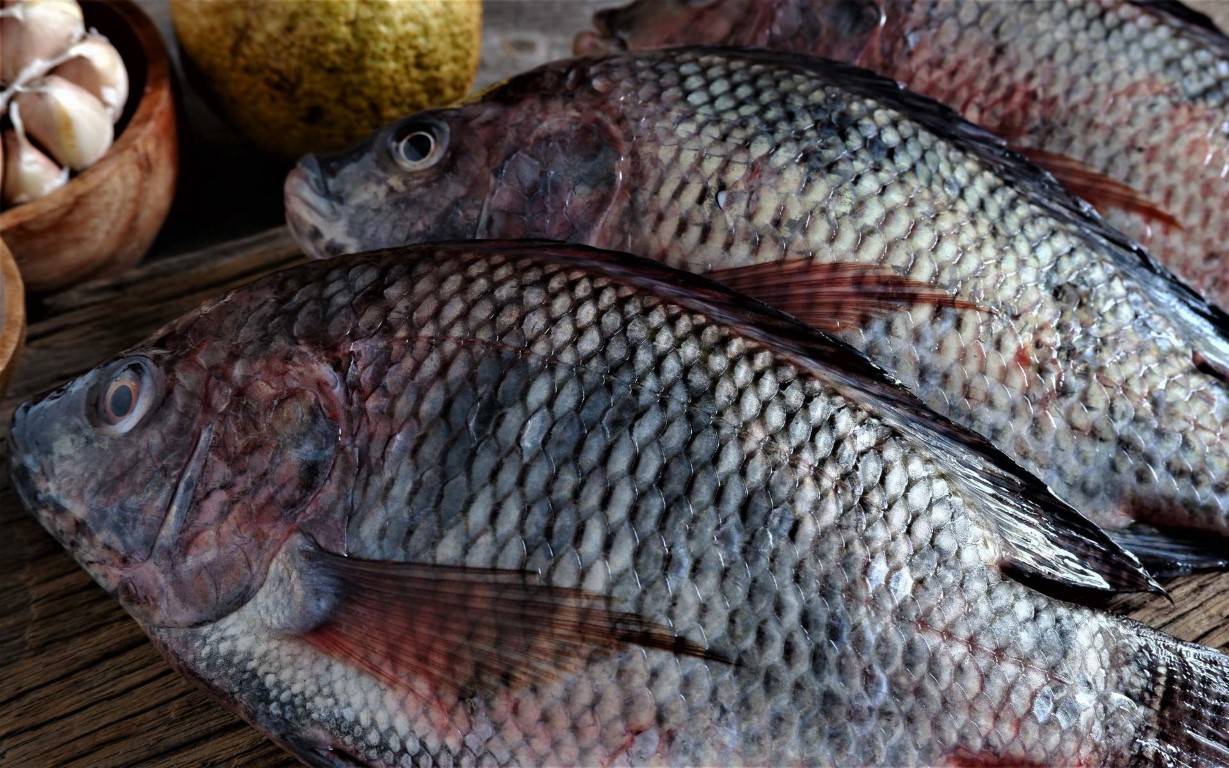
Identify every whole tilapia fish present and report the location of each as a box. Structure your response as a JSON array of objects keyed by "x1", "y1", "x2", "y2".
[
  {"x1": 12, "y1": 240, "x2": 1229, "y2": 766},
  {"x1": 284, "y1": 48, "x2": 1229, "y2": 575},
  {"x1": 576, "y1": 0, "x2": 1229, "y2": 310}
]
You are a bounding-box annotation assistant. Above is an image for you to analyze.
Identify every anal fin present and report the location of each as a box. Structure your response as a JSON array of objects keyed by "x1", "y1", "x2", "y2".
[
  {"x1": 706, "y1": 259, "x2": 983, "y2": 334},
  {"x1": 1016, "y1": 147, "x2": 1182, "y2": 232},
  {"x1": 299, "y1": 548, "x2": 725, "y2": 697}
]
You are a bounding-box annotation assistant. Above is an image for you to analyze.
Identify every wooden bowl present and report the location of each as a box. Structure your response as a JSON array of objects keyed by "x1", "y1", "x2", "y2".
[
  {"x1": 0, "y1": 237, "x2": 25, "y2": 400},
  {"x1": 0, "y1": 0, "x2": 178, "y2": 294}
]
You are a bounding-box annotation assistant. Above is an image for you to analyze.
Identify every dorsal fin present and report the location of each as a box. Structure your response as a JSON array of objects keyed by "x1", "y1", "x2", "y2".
[
  {"x1": 371, "y1": 240, "x2": 1163, "y2": 600},
  {"x1": 1130, "y1": 1, "x2": 1227, "y2": 36}
]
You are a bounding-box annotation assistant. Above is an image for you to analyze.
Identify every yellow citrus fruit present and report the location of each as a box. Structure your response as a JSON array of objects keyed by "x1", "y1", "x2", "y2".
[{"x1": 171, "y1": 0, "x2": 482, "y2": 159}]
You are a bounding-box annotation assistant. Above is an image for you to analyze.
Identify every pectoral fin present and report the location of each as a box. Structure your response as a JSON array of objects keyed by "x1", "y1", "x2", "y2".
[
  {"x1": 706, "y1": 259, "x2": 983, "y2": 334},
  {"x1": 298, "y1": 547, "x2": 723, "y2": 696}
]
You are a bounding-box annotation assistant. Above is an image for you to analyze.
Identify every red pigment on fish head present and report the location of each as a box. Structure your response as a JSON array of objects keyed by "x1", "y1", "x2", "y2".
[
  {"x1": 285, "y1": 68, "x2": 633, "y2": 259},
  {"x1": 9, "y1": 285, "x2": 351, "y2": 629}
]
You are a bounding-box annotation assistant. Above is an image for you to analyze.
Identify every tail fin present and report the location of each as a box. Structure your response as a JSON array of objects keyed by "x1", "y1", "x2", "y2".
[{"x1": 1133, "y1": 627, "x2": 1229, "y2": 767}]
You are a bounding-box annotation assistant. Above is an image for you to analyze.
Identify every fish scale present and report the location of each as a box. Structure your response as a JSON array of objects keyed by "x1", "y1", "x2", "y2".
[
  {"x1": 286, "y1": 49, "x2": 1229, "y2": 571},
  {"x1": 583, "y1": 0, "x2": 1229, "y2": 341},
  {"x1": 158, "y1": 246, "x2": 1125, "y2": 766},
  {"x1": 12, "y1": 243, "x2": 1229, "y2": 765}
]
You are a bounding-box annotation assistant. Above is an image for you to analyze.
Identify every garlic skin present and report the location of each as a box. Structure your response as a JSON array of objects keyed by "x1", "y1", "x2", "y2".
[
  {"x1": 12, "y1": 74, "x2": 112, "y2": 171},
  {"x1": 51, "y1": 35, "x2": 128, "y2": 122},
  {"x1": 0, "y1": 0, "x2": 84, "y2": 85},
  {"x1": 2, "y1": 111, "x2": 69, "y2": 205}
]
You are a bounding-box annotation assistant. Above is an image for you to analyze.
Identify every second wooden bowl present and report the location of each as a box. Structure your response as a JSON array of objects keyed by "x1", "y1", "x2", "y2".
[{"x1": 0, "y1": 237, "x2": 25, "y2": 400}]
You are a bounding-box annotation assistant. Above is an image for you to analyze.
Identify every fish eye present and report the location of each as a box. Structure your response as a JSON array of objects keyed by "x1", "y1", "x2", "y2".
[
  {"x1": 96, "y1": 359, "x2": 157, "y2": 434},
  {"x1": 390, "y1": 119, "x2": 448, "y2": 171}
]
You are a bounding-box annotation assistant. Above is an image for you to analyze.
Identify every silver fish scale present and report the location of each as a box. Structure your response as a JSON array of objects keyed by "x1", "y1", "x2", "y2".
[
  {"x1": 153, "y1": 253, "x2": 1158, "y2": 766},
  {"x1": 875, "y1": 0, "x2": 1229, "y2": 310},
  {"x1": 591, "y1": 51, "x2": 1229, "y2": 533}
]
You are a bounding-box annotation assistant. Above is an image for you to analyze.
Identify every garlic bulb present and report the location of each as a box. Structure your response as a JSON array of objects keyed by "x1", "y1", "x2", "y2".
[{"x1": 0, "y1": 0, "x2": 128, "y2": 210}]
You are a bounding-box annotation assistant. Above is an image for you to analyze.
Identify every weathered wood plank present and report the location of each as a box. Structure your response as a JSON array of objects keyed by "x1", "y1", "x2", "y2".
[
  {"x1": 7, "y1": 1, "x2": 1229, "y2": 765},
  {"x1": 1, "y1": 0, "x2": 613, "y2": 762}
]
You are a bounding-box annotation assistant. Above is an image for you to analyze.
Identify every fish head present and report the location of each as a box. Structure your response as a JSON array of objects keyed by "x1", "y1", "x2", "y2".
[
  {"x1": 574, "y1": 0, "x2": 885, "y2": 63},
  {"x1": 285, "y1": 105, "x2": 500, "y2": 259},
  {"x1": 285, "y1": 76, "x2": 632, "y2": 258},
  {"x1": 9, "y1": 351, "x2": 207, "y2": 621},
  {"x1": 8, "y1": 295, "x2": 343, "y2": 629}
]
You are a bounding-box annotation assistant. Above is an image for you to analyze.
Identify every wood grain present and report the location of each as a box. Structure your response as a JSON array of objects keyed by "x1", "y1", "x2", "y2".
[
  {"x1": 0, "y1": 238, "x2": 24, "y2": 400},
  {"x1": 7, "y1": 1, "x2": 1229, "y2": 767},
  {"x1": 0, "y1": 10, "x2": 618, "y2": 764}
]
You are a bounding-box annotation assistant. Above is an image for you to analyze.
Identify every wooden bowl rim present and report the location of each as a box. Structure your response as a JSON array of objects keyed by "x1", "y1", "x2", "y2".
[
  {"x1": 0, "y1": 0, "x2": 174, "y2": 229},
  {"x1": 0, "y1": 238, "x2": 26, "y2": 382}
]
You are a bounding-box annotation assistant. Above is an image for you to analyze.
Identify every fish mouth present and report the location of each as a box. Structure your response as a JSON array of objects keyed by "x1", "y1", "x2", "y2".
[
  {"x1": 574, "y1": 29, "x2": 625, "y2": 55},
  {"x1": 284, "y1": 156, "x2": 341, "y2": 260},
  {"x1": 8, "y1": 403, "x2": 41, "y2": 509},
  {"x1": 8, "y1": 401, "x2": 79, "y2": 552},
  {"x1": 574, "y1": 10, "x2": 627, "y2": 55},
  {"x1": 9, "y1": 396, "x2": 147, "y2": 586}
]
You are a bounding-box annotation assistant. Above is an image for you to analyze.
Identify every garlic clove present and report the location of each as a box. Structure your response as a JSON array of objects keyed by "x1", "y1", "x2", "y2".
[
  {"x1": 2, "y1": 122, "x2": 69, "y2": 205},
  {"x1": 14, "y1": 74, "x2": 112, "y2": 170},
  {"x1": 0, "y1": 0, "x2": 85, "y2": 85},
  {"x1": 50, "y1": 34, "x2": 128, "y2": 122}
]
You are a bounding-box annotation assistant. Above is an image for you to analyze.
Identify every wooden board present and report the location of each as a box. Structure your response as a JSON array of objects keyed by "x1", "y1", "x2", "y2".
[
  {"x1": 1, "y1": 2, "x2": 617, "y2": 764},
  {"x1": 8, "y1": 1, "x2": 1229, "y2": 766}
]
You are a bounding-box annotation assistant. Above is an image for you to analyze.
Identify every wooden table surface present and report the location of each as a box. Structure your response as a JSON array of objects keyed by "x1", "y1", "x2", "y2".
[
  {"x1": 0, "y1": 3, "x2": 607, "y2": 766},
  {"x1": 6, "y1": 2, "x2": 1229, "y2": 767}
]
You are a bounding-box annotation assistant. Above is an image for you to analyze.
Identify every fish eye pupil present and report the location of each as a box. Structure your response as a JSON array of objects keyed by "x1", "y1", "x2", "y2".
[
  {"x1": 400, "y1": 131, "x2": 434, "y2": 163},
  {"x1": 109, "y1": 384, "x2": 134, "y2": 419}
]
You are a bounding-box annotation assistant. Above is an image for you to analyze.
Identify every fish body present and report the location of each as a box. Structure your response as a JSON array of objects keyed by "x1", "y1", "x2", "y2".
[
  {"x1": 577, "y1": 0, "x2": 1229, "y2": 311},
  {"x1": 8, "y1": 241, "x2": 1229, "y2": 766},
  {"x1": 284, "y1": 48, "x2": 1229, "y2": 573}
]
